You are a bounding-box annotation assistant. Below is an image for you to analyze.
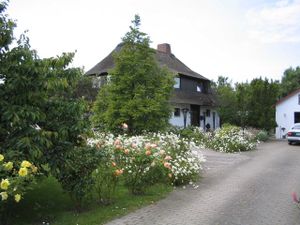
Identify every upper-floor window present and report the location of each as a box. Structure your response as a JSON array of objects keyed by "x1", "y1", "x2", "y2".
[
  {"x1": 298, "y1": 94, "x2": 300, "y2": 105},
  {"x1": 197, "y1": 82, "x2": 204, "y2": 92},
  {"x1": 174, "y1": 77, "x2": 180, "y2": 89},
  {"x1": 196, "y1": 85, "x2": 202, "y2": 92}
]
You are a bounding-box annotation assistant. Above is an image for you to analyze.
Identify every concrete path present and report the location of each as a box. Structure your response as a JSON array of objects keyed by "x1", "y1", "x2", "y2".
[{"x1": 105, "y1": 141, "x2": 300, "y2": 225}]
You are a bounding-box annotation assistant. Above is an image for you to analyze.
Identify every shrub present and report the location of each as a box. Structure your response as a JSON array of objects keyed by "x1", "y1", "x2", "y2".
[
  {"x1": 255, "y1": 130, "x2": 269, "y2": 142},
  {"x1": 91, "y1": 149, "x2": 119, "y2": 205},
  {"x1": 54, "y1": 146, "x2": 102, "y2": 211}
]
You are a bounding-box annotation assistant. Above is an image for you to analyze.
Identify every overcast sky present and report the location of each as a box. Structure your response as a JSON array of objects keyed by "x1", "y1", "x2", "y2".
[{"x1": 6, "y1": 0, "x2": 300, "y2": 83}]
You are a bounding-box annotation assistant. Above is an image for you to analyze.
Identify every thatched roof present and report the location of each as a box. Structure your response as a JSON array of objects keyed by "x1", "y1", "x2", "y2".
[{"x1": 85, "y1": 43, "x2": 209, "y2": 81}]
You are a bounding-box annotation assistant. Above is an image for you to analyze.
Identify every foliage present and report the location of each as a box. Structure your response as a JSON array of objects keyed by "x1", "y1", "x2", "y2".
[
  {"x1": 0, "y1": 0, "x2": 99, "y2": 214},
  {"x1": 246, "y1": 78, "x2": 279, "y2": 131},
  {"x1": 213, "y1": 76, "x2": 238, "y2": 125},
  {"x1": 0, "y1": 154, "x2": 37, "y2": 225},
  {"x1": 74, "y1": 76, "x2": 99, "y2": 102},
  {"x1": 92, "y1": 15, "x2": 174, "y2": 134},
  {"x1": 88, "y1": 131, "x2": 205, "y2": 194},
  {"x1": 213, "y1": 76, "x2": 279, "y2": 131},
  {"x1": 280, "y1": 66, "x2": 300, "y2": 97}
]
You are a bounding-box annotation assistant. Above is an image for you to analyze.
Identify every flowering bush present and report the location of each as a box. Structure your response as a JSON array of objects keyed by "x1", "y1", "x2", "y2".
[
  {"x1": 205, "y1": 125, "x2": 257, "y2": 153},
  {"x1": 170, "y1": 126, "x2": 207, "y2": 148},
  {"x1": 0, "y1": 154, "x2": 37, "y2": 224},
  {"x1": 88, "y1": 131, "x2": 205, "y2": 194},
  {"x1": 0, "y1": 155, "x2": 37, "y2": 203}
]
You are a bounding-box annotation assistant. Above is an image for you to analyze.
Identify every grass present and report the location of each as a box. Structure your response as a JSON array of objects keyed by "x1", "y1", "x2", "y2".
[{"x1": 9, "y1": 176, "x2": 173, "y2": 225}]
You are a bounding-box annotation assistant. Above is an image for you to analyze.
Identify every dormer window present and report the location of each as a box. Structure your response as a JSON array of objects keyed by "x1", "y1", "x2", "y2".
[{"x1": 174, "y1": 77, "x2": 180, "y2": 89}]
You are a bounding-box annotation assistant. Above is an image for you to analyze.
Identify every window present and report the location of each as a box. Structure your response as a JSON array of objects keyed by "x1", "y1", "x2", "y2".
[
  {"x1": 197, "y1": 82, "x2": 204, "y2": 92},
  {"x1": 206, "y1": 109, "x2": 211, "y2": 117},
  {"x1": 174, "y1": 108, "x2": 180, "y2": 117},
  {"x1": 174, "y1": 77, "x2": 180, "y2": 89},
  {"x1": 196, "y1": 85, "x2": 202, "y2": 92},
  {"x1": 92, "y1": 77, "x2": 101, "y2": 88}
]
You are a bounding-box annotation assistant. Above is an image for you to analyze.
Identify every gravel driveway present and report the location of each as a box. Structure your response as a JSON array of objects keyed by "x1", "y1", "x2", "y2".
[{"x1": 105, "y1": 140, "x2": 300, "y2": 225}]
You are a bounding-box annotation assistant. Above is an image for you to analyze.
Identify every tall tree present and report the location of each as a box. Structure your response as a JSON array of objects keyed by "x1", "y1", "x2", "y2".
[
  {"x1": 235, "y1": 82, "x2": 250, "y2": 128},
  {"x1": 92, "y1": 15, "x2": 174, "y2": 134},
  {"x1": 246, "y1": 78, "x2": 279, "y2": 130}
]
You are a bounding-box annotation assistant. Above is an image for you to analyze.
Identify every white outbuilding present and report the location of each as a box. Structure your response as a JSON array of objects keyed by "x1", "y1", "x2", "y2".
[{"x1": 275, "y1": 89, "x2": 300, "y2": 139}]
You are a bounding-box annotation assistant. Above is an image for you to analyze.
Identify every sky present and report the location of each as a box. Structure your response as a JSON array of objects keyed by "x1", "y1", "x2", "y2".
[{"x1": 6, "y1": 0, "x2": 300, "y2": 83}]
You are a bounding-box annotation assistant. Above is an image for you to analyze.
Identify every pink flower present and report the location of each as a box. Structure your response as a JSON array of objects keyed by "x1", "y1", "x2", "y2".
[
  {"x1": 114, "y1": 139, "x2": 121, "y2": 146},
  {"x1": 164, "y1": 162, "x2": 171, "y2": 169},
  {"x1": 145, "y1": 143, "x2": 151, "y2": 150},
  {"x1": 292, "y1": 192, "x2": 300, "y2": 203},
  {"x1": 131, "y1": 143, "x2": 137, "y2": 148},
  {"x1": 115, "y1": 144, "x2": 123, "y2": 150},
  {"x1": 122, "y1": 123, "x2": 128, "y2": 129},
  {"x1": 159, "y1": 150, "x2": 165, "y2": 155},
  {"x1": 150, "y1": 143, "x2": 157, "y2": 148},
  {"x1": 145, "y1": 150, "x2": 152, "y2": 156},
  {"x1": 164, "y1": 155, "x2": 172, "y2": 161}
]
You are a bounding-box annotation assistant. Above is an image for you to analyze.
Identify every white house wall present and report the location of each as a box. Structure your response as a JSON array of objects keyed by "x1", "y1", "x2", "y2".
[
  {"x1": 276, "y1": 92, "x2": 300, "y2": 139},
  {"x1": 169, "y1": 104, "x2": 191, "y2": 127},
  {"x1": 169, "y1": 104, "x2": 220, "y2": 129},
  {"x1": 200, "y1": 107, "x2": 220, "y2": 130}
]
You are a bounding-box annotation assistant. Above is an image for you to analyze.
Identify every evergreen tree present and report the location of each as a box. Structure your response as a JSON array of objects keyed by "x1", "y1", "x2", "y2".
[
  {"x1": 93, "y1": 15, "x2": 174, "y2": 134},
  {"x1": 280, "y1": 67, "x2": 300, "y2": 97},
  {"x1": 214, "y1": 76, "x2": 238, "y2": 125}
]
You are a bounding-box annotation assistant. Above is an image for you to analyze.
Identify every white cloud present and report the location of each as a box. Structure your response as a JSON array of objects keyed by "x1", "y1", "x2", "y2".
[{"x1": 246, "y1": 0, "x2": 300, "y2": 43}]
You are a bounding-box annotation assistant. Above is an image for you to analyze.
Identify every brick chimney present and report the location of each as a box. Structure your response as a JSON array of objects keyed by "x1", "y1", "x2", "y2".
[{"x1": 157, "y1": 43, "x2": 171, "y2": 54}]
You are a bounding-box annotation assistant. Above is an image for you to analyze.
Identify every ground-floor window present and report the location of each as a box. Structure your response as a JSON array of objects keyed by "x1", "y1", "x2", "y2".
[
  {"x1": 174, "y1": 108, "x2": 181, "y2": 117},
  {"x1": 294, "y1": 112, "x2": 300, "y2": 123}
]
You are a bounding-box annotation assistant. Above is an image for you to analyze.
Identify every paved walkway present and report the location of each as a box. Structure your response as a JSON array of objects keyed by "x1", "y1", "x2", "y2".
[{"x1": 106, "y1": 141, "x2": 300, "y2": 225}]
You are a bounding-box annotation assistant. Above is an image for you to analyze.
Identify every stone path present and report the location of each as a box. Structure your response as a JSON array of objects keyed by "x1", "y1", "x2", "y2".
[{"x1": 105, "y1": 141, "x2": 300, "y2": 225}]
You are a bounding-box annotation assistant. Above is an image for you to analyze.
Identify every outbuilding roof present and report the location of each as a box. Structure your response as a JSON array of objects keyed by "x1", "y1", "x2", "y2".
[{"x1": 276, "y1": 88, "x2": 300, "y2": 106}]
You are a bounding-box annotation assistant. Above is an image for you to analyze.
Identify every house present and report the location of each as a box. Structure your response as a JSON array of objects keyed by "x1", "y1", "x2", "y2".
[
  {"x1": 85, "y1": 43, "x2": 220, "y2": 130},
  {"x1": 275, "y1": 88, "x2": 300, "y2": 138}
]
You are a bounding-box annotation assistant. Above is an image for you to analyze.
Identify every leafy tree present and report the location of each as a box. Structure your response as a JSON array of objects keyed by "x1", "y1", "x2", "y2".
[
  {"x1": 93, "y1": 15, "x2": 174, "y2": 134},
  {"x1": 0, "y1": 0, "x2": 99, "y2": 210},
  {"x1": 280, "y1": 66, "x2": 300, "y2": 97}
]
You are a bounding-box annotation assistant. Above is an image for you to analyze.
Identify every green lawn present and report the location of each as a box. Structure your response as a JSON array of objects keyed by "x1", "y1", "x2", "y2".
[{"x1": 9, "y1": 177, "x2": 172, "y2": 225}]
